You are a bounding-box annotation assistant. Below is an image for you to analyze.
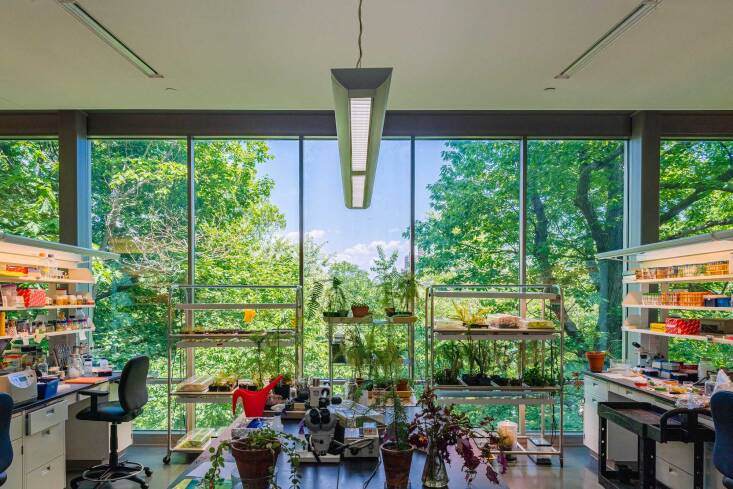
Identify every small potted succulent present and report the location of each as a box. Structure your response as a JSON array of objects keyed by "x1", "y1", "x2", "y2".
[
  {"x1": 204, "y1": 427, "x2": 303, "y2": 489},
  {"x1": 351, "y1": 302, "x2": 370, "y2": 318},
  {"x1": 410, "y1": 387, "x2": 506, "y2": 487}
]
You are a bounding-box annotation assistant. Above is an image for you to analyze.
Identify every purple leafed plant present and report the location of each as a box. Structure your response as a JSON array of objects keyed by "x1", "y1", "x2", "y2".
[{"x1": 409, "y1": 387, "x2": 506, "y2": 485}]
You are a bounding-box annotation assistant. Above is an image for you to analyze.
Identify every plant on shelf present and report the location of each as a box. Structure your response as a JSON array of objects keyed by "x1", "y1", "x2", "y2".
[
  {"x1": 435, "y1": 342, "x2": 463, "y2": 385},
  {"x1": 410, "y1": 387, "x2": 506, "y2": 487},
  {"x1": 345, "y1": 328, "x2": 369, "y2": 381},
  {"x1": 395, "y1": 271, "x2": 419, "y2": 315},
  {"x1": 379, "y1": 388, "x2": 415, "y2": 489},
  {"x1": 204, "y1": 428, "x2": 304, "y2": 489},
  {"x1": 351, "y1": 302, "x2": 370, "y2": 318},
  {"x1": 306, "y1": 275, "x2": 349, "y2": 319},
  {"x1": 371, "y1": 245, "x2": 400, "y2": 316},
  {"x1": 449, "y1": 302, "x2": 490, "y2": 327}
]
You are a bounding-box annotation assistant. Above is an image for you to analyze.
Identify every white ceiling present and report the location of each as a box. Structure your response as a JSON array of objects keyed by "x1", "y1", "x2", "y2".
[{"x1": 1, "y1": 0, "x2": 732, "y2": 110}]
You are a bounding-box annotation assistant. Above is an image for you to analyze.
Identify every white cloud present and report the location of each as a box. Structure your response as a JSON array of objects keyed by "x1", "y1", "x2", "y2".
[{"x1": 333, "y1": 240, "x2": 409, "y2": 271}]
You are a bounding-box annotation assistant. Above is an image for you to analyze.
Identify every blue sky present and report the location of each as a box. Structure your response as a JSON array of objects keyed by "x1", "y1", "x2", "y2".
[{"x1": 259, "y1": 139, "x2": 447, "y2": 272}]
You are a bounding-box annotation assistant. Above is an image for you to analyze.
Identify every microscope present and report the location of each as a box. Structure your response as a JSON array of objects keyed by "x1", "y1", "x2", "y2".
[{"x1": 298, "y1": 395, "x2": 379, "y2": 463}]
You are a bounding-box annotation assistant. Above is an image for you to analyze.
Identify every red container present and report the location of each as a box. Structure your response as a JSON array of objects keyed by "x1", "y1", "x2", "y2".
[
  {"x1": 17, "y1": 289, "x2": 46, "y2": 308},
  {"x1": 665, "y1": 317, "x2": 701, "y2": 335}
]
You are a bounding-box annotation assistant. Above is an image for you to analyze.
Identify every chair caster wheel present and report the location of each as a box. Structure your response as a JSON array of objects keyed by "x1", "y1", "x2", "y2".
[
  {"x1": 141, "y1": 484, "x2": 149, "y2": 489},
  {"x1": 145, "y1": 467, "x2": 153, "y2": 477},
  {"x1": 163, "y1": 455, "x2": 171, "y2": 465}
]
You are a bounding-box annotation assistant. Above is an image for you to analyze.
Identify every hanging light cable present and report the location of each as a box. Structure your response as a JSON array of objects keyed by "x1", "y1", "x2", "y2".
[{"x1": 331, "y1": 0, "x2": 392, "y2": 209}]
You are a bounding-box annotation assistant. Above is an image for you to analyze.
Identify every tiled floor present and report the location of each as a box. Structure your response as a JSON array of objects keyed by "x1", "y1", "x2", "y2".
[{"x1": 68, "y1": 446, "x2": 602, "y2": 489}]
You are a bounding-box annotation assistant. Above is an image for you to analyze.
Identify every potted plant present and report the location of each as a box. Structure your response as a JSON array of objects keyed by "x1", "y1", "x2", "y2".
[
  {"x1": 585, "y1": 330, "x2": 606, "y2": 373},
  {"x1": 306, "y1": 275, "x2": 349, "y2": 319},
  {"x1": 379, "y1": 388, "x2": 414, "y2": 489},
  {"x1": 410, "y1": 387, "x2": 506, "y2": 487},
  {"x1": 394, "y1": 272, "x2": 419, "y2": 315},
  {"x1": 351, "y1": 302, "x2": 370, "y2": 318},
  {"x1": 345, "y1": 328, "x2": 369, "y2": 383},
  {"x1": 435, "y1": 342, "x2": 463, "y2": 385},
  {"x1": 371, "y1": 245, "x2": 399, "y2": 316},
  {"x1": 203, "y1": 427, "x2": 303, "y2": 489}
]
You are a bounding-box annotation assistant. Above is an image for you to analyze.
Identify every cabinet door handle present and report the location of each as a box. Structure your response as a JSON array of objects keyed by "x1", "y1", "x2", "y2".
[{"x1": 45, "y1": 408, "x2": 55, "y2": 416}]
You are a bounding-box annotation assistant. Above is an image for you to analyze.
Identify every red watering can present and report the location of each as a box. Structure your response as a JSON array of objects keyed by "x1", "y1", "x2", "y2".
[{"x1": 232, "y1": 375, "x2": 283, "y2": 418}]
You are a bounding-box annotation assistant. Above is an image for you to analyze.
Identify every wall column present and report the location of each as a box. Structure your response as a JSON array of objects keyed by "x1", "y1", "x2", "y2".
[
  {"x1": 58, "y1": 111, "x2": 91, "y2": 247},
  {"x1": 625, "y1": 111, "x2": 662, "y2": 359}
]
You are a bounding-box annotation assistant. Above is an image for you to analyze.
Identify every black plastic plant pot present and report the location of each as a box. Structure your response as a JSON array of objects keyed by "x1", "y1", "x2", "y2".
[{"x1": 273, "y1": 382, "x2": 290, "y2": 399}]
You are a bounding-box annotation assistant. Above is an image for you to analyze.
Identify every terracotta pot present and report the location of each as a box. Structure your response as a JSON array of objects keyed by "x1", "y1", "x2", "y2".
[
  {"x1": 351, "y1": 305, "x2": 370, "y2": 318},
  {"x1": 395, "y1": 379, "x2": 409, "y2": 391},
  {"x1": 385, "y1": 307, "x2": 396, "y2": 317},
  {"x1": 586, "y1": 351, "x2": 606, "y2": 373},
  {"x1": 230, "y1": 441, "x2": 281, "y2": 489},
  {"x1": 381, "y1": 443, "x2": 414, "y2": 489}
]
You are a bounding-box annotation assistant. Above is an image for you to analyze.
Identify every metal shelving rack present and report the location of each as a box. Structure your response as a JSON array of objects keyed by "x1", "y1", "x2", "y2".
[
  {"x1": 426, "y1": 283, "x2": 565, "y2": 465},
  {"x1": 324, "y1": 314, "x2": 417, "y2": 383},
  {"x1": 597, "y1": 232, "x2": 733, "y2": 358},
  {"x1": 164, "y1": 284, "x2": 303, "y2": 463}
]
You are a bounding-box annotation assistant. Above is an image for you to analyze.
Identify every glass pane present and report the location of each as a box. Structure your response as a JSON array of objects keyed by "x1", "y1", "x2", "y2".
[
  {"x1": 659, "y1": 140, "x2": 733, "y2": 369},
  {"x1": 192, "y1": 139, "x2": 300, "y2": 423},
  {"x1": 660, "y1": 140, "x2": 733, "y2": 240},
  {"x1": 91, "y1": 139, "x2": 188, "y2": 430},
  {"x1": 527, "y1": 139, "x2": 625, "y2": 432},
  {"x1": 0, "y1": 139, "x2": 59, "y2": 240},
  {"x1": 303, "y1": 139, "x2": 411, "y2": 381},
  {"x1": 415, "y1": 139, "x2": 521, "y2": 379}
]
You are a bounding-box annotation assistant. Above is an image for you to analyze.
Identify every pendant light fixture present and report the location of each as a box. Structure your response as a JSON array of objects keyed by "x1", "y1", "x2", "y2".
[{"x1": 331, "y1": 0, "x2": 392, "y2": 209}]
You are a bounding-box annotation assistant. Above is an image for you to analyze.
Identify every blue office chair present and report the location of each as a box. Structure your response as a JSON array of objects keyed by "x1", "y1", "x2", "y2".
[
  {"x1": 711, "y1": 391, "x2": 733, "y2": 489},
  {"x1": 0, "y1": 393, "x2": 13, "y2": 486},
  {"x1": 70, "y1": 356, "x2": 152, "y2": 489}
]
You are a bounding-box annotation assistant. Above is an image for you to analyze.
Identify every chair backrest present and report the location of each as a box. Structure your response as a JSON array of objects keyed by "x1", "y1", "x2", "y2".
[
  {"x1": 711, "y1": 391, "x2": 733, "y2": 478},
  {"x1": 119, "y1": 356, "x2": 149, "y2": 413},
  {"x1": 0, "y1": 393, "x2": 13, "y2": 474}
]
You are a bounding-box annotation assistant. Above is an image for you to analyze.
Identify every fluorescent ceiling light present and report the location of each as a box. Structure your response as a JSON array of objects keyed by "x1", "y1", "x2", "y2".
[
  {"x1": 332, "y1": 68, "x2": 392, "y2": 209},
  {"x1": 350, "y1": 98, "x2": 372, "y2": 172},
  {"x1": 555, "y1": 0, "x2": 662, "y2": 79},
  {"x1": 58, "y1": 0, "x2": 163, "y2": 78},
  {"x1": 351, "y1": 175, "x2": 366, "y2": 208}
]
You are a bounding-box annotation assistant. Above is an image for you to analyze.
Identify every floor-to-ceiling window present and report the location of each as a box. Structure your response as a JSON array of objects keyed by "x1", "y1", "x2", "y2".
[
  {"x1": 659, "y1": 139, "x2": 733, "y2": 368},
  {"x1": 191, "y1": 139, "x2": 300, "y2": 427},
  {"x1": 303, "y1": 139, "x2": 411, "y2": 381},
  {"x1": 415, "y1": 139, "x2": 521, "y2": 424},
  {"x1": 0, "y1": 139, "x2": 59, "y2": 241},
  {"x1": 527, "y1": 139, "x2": 626, "y2": 432},
  {"x1": 91, "y1": 138, "x2": 188, "y2": 430}
]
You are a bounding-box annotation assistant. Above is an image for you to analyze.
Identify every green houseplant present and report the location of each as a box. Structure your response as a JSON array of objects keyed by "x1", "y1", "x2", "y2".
[
  {"x1": 379, "y1": 388, "x2": 414, "y2": 489},
  {"x1": 204, "y1": 428, "x2": 303, "y2": 489},
  {"x1": 395, "y1": 272, "x2": 419, "y2": 314},
  {"x1": 306, "y1": 275, "x2": 349, "y2": 319}
]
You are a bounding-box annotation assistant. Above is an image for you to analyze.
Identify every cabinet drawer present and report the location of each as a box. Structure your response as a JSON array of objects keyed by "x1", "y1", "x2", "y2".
[
  {"x1": 656, "y1": 457, "x2": 694, "y2": 489},
  {"x1": 584, "y1": 376, "x2": 609, "y2": 401},
  {"x1": 26, "y1": 400, "x2": 67, "y2": 436},
  {"x1": 609, "y1": 383, "x2": 647, "y2": 402},
  {"x1": 23, "y1": 422, "x2": 65, "y2": 473},
  {"x1": 657, "y1": 441, "x2": 693, "y2": 475},
  {"x1": 24, "y1": 455, "x2": 64, "y2": 489},
  {"x1": 10, "y1": 414, "x2": 23, "y2": 441}
]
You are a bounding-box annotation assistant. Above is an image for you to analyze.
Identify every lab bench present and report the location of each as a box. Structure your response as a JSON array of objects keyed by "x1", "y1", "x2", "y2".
[
  {"x1": 5, "y1": 374, "x2": 132, "y2": 489},
  {"x1": 584, "y1": 372, "x2": 725, "y2": 489}
]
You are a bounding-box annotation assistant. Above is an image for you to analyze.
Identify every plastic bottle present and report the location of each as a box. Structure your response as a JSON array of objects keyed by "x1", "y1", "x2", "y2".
[
  {"x1": 47, "y1": 254, "x2": 58, "y2": 279},
  {"x1": 39, "y1": 252, "x2": 49, "y2": 279},
  {"x1": 271, "y1": 412, "x2": 283, "y2": 432}
]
